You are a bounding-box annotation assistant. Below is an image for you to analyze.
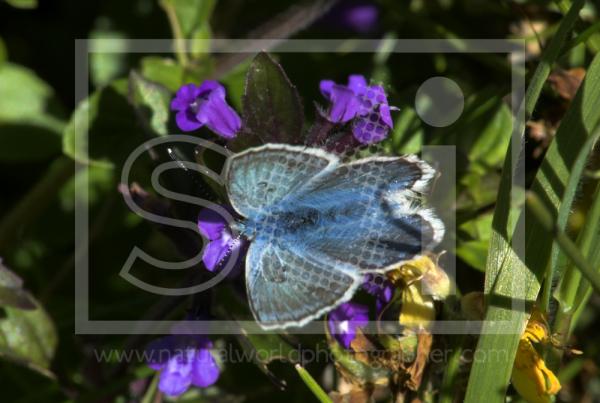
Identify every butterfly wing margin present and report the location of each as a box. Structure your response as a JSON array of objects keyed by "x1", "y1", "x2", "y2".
[
  {"x1": 245, "y1": 239, "x2": 362, "y2": 329},
  {"x1": 224, "y1": 144, "x2": 338, "y2": 218}
]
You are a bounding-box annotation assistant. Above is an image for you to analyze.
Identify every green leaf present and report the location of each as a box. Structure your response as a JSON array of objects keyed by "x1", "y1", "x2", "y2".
[
  {"x1": 62, "y1": 79, "x2": 147, "y2": 168},
  {"x1": 128, "y1": 70, "x2": 171, "y2": 137},
  {"x1": 5, "y1": 0, "x2": 37, "y2": 9},
  {"x1": 220, "y1": 58, "x2": 252, "y2": 111},
  {"x1": 457, "y1": 213, "x2": 493, "y2": 271},
  {"x1": 388, "y1": 106, "x2": 424, "y2": 155},
  {"x1": 457, "y1": 171, "x2": 501, "y2": 212},
  {"x1": 0, "y1": 260, "x2": 35, "y2": 309},
  {"x1": 140, "y1": 56, "x2": 185, "y2": 92},
  {"x1": 240, "y1": 52, "x2": 304, "y2": 146},
  {"x1": 89, "y1": 31, "x2": 128, "y2": 87},
  {"x1": 437, "y1": 90, "x2": 512, "y2": 172},
  {"x1": 456, "y1": 241, "x2": 489, "y2": 272},
  {"x1": 0, "y1": 63, "x2": 66, "y2": 162},
  {"x1": 0, "y1": 261, "x2": 57, "y2": 378}
]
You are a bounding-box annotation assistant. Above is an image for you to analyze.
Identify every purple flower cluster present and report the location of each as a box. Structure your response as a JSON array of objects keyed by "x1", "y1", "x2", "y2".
[
  {"x1": 171, "y1": 81, "x2": 241, "y2": 138},
  {"x1": 320, "y1": 74, "x2": 395, "y2": 144},
  {"x1": 146, "y1": 324, "x2": 220, "y2": 397},
  {"x1": 171, "y1": 75, "x2": 394, "y2": 145}
]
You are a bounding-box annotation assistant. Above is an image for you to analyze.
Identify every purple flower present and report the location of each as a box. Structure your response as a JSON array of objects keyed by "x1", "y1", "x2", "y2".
[
  {"x1": 319, "y1": 74, "x2": 394, "y2": 144},
  {"x1": 197, "y1": 207, "x2": 244, "y2": 272},
  {"x1": 171, "y1": 81, "x2": 242, "y2": 138},
  {"x1": 146, "y1": 329, "x2": 220, "y2": 397},
  {"x1": 339, "y1": 1, "x2": 379, "y2": 33},
  {"x1": 319, "y1": 1, "x2": 380, "y2": 34},
  {"x1": 362, "y1": 273, "x2": 394, "y2": 314},
  {"x1": 328, "y1": 302, "x2": 369, "y2": 349}
]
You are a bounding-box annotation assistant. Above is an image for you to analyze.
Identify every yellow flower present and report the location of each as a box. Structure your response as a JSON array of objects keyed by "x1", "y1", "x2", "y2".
[
  {"x1": 511, "y1": 309, "x2": 561, "y2": 403},
  {"x1": 387, "y1": 255, "x2": 449, "y2": 330}
]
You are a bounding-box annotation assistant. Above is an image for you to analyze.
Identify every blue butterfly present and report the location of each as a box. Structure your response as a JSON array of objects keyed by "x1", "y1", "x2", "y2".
[{"x1": 224, "y1": 144, "x2": 444, "y2": 329}]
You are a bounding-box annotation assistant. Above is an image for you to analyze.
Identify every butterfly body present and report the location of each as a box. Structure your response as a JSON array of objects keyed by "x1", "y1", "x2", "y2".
[{"x1": 224, "y1": 144, "x2": 444, "y2": 329}]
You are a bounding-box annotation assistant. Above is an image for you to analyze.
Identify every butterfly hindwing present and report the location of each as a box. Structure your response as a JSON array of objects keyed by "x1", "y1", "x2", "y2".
[{"x1": 245, "y1": 238, "x2": 361, "y2": 329}]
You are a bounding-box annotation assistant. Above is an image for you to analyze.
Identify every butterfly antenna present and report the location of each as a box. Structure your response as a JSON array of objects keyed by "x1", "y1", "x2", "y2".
[{"x1": 166, "y1": 146, "x2": 218, "y2": 201}]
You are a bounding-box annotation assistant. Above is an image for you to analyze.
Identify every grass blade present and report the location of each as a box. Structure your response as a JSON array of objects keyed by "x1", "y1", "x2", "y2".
[
  {"x1": 464, "y1": 1, "x2": 593, "y2": 401},
  {"x1": 541, "y1": 126, "x2": 600, "y2": 310}
]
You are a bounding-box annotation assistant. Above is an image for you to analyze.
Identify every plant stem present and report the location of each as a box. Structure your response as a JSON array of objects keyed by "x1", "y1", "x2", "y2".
[
  {"x1": 526, "y1": 192, "x2": 600, "y2": 296},
  {"x1": 295, "y1": 364, "x2": 332, "y2": 403},
  {"x1": 159, "y1": 0, "x2": 189, "y2": 67},
  {"x1": 548, "y1": 180, "x2": 600, "y2": 369}
]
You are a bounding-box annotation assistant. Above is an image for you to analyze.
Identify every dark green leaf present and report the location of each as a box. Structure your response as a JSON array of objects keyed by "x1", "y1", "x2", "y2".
[
  {"x1": 62, "y1": 79, "x2": 147, "y2": 168},
  {"x1": 0, "y1": 37, "x2": 7, "y2": 65},
  {"x1": 240, "y1": 52, "x2": 304, "y2": 146}
]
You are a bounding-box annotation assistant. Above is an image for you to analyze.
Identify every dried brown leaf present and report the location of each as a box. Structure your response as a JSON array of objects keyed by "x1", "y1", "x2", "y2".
[
  {"x1": 548, "y1": 67, "x2": 586, "y2": 101},
  {"x1": 404, "y1": 332, "x2": 433, "y2": 391}
]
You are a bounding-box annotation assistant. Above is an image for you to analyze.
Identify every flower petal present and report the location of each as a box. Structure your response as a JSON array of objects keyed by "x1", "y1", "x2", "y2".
[
  {"x1": 157, "y1": 350, "x2": 195, "y2": 396},
  {"x1": 362, "y1": 273, "x2": 395, "y2": 313},
  {"x1": 328, "y1": 85, "x2": 361, "y2": 123},
  {"x1": 145, "y1": 336, "x2": 174, "y2": 370},
  {"x1": 319, "y1": 79, "x2": 335, "y2": 99},
  {"x1": 347, "y1": 75, "x2": 368, "y2": 95},
  {"x1": 197, "y1": 208, "x2": 229, "y2": 241},
  {"x1": 196, "y1": 90, "x2": 242, "y2": 138},
  {"x1": 328, "y1": 302, "x2": 369, "y2": 349},
  {"x1": 171, "y1": 83, "x2": 201, "y2": 111},
  {"x1": 159, "y1": 370, "x2": 192, "y2": 397},
  {"x1": 197, "y1": 80, "x2": 223, "y2": 97},
  {"x1": 176, "y1": 110, "x2": 203, "y2": 132},
  {"x1": 191, "y1": 349, "x2": 220, "y2": 387}
]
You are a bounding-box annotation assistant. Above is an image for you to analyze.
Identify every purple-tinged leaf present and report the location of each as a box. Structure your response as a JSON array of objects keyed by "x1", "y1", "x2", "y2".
[{"x1": 236, "y1": 52, "x2": 304, "y2": 148}]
